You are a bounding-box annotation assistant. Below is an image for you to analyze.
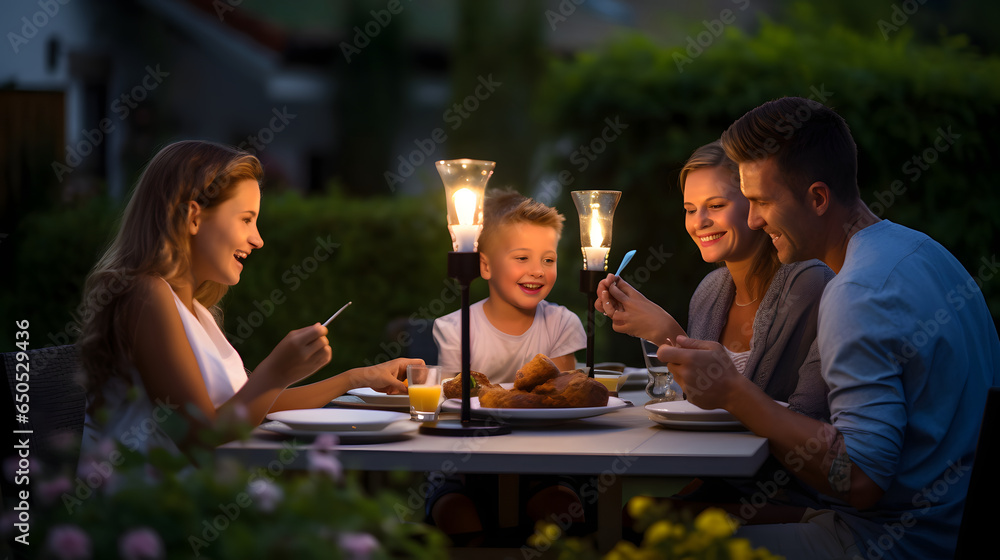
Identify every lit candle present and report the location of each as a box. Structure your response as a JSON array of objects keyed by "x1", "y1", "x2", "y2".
[
  {"x1": 450, "y1": 187, "x2": 481, "y2": 252},
  {"x1": 583, "y1": 219, "x2": 608, "y2": 271}
]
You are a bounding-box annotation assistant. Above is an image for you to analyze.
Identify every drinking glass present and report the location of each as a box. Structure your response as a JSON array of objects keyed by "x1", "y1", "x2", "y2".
[
  {"x1": 406, "y1": 365, "x2": 443, "y2": 422},
  {"x1": 640, "y1": 339, "x2": 679, "y2": 403}
]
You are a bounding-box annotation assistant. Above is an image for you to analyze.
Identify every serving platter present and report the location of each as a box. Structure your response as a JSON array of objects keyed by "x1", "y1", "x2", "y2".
[{"x1": 440, "y1": 396, "x2": 628, "y2": 424}]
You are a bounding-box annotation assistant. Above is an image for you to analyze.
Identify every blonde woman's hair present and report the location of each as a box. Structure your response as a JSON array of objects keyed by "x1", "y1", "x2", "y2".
[
  {"x1": 679, "y1": 140, "x2": 779, "y2": 301},
  {"x1": 77, "y1": 140, "x2": 263, "y2": 412},
  {"x1": 476, "y1": 189, "x2": 565, "y2": 255}
]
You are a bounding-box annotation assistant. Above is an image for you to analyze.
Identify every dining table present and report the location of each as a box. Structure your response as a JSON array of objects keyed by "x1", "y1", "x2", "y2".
[{"x1": 216, "y1": 369, "x2": 770, "y2": 552}]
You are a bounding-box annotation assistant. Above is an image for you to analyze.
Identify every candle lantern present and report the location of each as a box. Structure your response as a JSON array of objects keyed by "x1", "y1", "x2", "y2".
[
  {"x1": 420, "y1": 158, "x2": 510, "y2": 437},
  {"x1": 571, "y1": 190, "x2": 622, "y2": 376}
]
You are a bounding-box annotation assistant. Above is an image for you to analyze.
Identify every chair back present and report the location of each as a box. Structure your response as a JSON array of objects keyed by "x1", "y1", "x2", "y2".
[
  {"x1": 2, "y1": 344, "x2": 86, "y2": 474},
  {"x1": 954, "y1": 386, "x2": 1000, "y2": 559}
]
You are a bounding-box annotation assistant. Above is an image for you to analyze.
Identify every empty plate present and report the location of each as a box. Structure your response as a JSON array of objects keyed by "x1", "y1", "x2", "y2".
[
  {"x1": 265, "y1": 409, "x2": 409, "y2": 431},
  {"x1": 345, "y1": 387, "x2": 409, "y2": 406},
  {"x1": 259, "y1": 420, "x2": 419, "y2": 442},
  {"x1": 645, "y1": 400, "x2": 736, "y2": 422}
]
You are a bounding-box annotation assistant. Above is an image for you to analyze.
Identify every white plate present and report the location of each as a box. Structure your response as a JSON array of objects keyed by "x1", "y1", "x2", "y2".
[
  {"x1": 647, "y1": 414, "x2": 746, "y2": 431},
  {"x1": 345, "y1": 387, "x2": 409, "y2": 406},
  {"x1": 259, "y1": 420, "x2": 419, "y2": 442},
  {"x1": 440, "y1": 396, "x2": 628, "y2": 423},
  {"x1": 645, "y1": 400, "x2": 736, "y2": 422},
  {"x1": 265, "y1": 409, "x2": 409, "y2": 431}
]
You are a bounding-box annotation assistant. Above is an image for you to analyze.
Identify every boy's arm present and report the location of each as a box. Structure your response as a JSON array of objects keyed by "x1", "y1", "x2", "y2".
[{"x1": 550, "y1": 353, "x2": 578, "y2": 372}]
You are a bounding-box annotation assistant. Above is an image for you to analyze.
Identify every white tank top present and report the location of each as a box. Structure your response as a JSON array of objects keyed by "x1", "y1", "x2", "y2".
[
  {"x1": 79, "y1": 280, "x2": 247, "y2": 463},
  {"x1": 725, "y1": 345, "x2": 752, "y2": 376}
]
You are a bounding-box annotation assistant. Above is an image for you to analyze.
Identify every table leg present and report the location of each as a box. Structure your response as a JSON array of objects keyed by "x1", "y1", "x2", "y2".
[
  {"x1": 597, "y1": 476, "x2": 623, "y2": 553},
  {"x1": 498, "y1": 474, "x2": 519, "y2": 528}
]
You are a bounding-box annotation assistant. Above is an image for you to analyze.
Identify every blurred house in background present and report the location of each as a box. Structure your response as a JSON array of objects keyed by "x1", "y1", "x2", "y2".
[{"x1": 1, "y1": 0, "x2": 727, "y2": 215}]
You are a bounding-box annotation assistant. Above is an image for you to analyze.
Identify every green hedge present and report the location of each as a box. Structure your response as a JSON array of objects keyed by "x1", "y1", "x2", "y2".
[
  {"x1": 533, "y1": 20, "x2": 1000, "y2": 365},
  {"x1": 2, "y1": 190, "x2": 484, "y2": 380},
  {"x1": 6, "y1": 19, "x2": 999, "y2": 375}
]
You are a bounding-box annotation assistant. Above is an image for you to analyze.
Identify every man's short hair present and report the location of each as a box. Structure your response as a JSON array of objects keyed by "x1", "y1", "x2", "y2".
[{"x1": 720, "y1": 97, "x2": 860, "y2": 204}]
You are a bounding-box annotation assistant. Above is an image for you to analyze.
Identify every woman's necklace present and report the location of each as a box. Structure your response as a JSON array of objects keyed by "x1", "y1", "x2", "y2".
[{"x1": 734, "y1": 295, "x2": 758, "y2": 307}]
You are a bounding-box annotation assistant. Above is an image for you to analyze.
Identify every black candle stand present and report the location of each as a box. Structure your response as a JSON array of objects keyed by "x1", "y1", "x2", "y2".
[
  {"x1": 418, "y1": 251, "x2": 510, "y2": 437},
  {"x1": 580, "y1": 269, "x2": 605, "y2": 377}
]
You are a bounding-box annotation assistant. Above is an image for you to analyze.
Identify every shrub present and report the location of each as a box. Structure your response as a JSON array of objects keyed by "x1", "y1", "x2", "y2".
[{"x1": 533, "y1": 19, "x2": 1000, "y2": 364}]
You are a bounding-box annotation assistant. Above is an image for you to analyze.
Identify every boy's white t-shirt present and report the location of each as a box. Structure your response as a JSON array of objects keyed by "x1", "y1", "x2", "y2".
[{"x1": 432, "y1": 299, "x2": 587, "y2": 383}]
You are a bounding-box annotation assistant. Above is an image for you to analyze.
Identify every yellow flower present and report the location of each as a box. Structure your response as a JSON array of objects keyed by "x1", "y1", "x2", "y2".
[
  {"x1": 627, "y1": 495, "x2": 655, "y2": 520},
  {"x1": 604, "y1": 540, "x2": 639, "y2": 560},
  {"x1": 727, "y1": 537, "x2": 753, "y2": 560},
  {"x1": 694, "y1": 508, "x2": 738, "y2": 539},
  {"x1": 643, "y1": 520, "x2": 675, "y2": 546},
  {"x1": 542, "y1": 522, "x2": 562, "y2": 542}
]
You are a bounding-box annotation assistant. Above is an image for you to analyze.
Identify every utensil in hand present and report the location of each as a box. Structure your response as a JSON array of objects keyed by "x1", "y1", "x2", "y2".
[
  {"x1": 322, "y1": 301, "x2": 353, "y2": 327},
  {"x1": 614, "y1": 249, "x2": 636, "y2": 277},
  {"x1": 641, "y1": 338, "x2": 679, "y2": 404}
]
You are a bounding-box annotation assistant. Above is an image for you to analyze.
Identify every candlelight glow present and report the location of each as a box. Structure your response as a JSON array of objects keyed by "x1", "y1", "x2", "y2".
[
  {"x1": 588, "y1": 219, "x2": 604, "y2": 248},
  {"x1": 453, "y1": 188, "x2": 477, "y2": 226}
]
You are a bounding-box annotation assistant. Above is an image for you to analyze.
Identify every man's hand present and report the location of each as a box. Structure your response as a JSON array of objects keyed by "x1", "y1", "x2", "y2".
[{"x1": 656, "y1": 335, "x2": 746, "y2": 410}]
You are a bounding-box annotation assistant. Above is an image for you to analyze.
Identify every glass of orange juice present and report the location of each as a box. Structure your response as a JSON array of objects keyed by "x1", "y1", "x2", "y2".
[{"x1": 406, "y1": 364, "x2": 443, "y2": 421}]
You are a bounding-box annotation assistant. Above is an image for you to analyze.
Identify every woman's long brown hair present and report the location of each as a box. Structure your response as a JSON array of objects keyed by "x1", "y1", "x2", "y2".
[{"x1": 77, "y1": 140, "x2": 263, "y2": 413}]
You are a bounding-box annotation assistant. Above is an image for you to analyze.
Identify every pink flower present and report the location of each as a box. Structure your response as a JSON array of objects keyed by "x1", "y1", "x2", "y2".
[
  {"x1": 39, "y1": 476, "x2": 74, "y2": 504},
  {"x1": 118, "y1": 527, "x2": 164, "y2": 560},
  {"x1": 247, "y1": 479, "x2": 284, "y2": 513},
  {"x1": 46, "y1": 524, "x2": 92, "y2": 560},
  {"x1": 338, "y1": 532, "x2": 379, "y2": 560},
  {"x1": 315, "y1": 433, "x2": 339, "y2": 451},
  {"x1": 309, "y1": 452, "x2": 343, "y2": 480},
  {"x1": 308, "y1": 433, "x2": 342, "y2": 480}
]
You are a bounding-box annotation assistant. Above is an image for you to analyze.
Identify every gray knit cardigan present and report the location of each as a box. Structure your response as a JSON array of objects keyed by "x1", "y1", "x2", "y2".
[{"x1": 687, "y1": 259, "x2": 835, "y2": 421}]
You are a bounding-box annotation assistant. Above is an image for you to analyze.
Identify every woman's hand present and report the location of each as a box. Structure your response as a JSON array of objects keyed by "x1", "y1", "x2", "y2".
[
  {"x1": 259, "y1": 323, "x2": 332, "y2": 388},
  {"x1": 348, "y1": 357, "x2": 424, "y2": 394},
  {"x1": 594, "y1": 274, "x2": 684, "y2": 343}
]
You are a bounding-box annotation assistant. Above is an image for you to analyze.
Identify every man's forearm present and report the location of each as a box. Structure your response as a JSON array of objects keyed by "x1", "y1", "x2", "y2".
[{"x1": 728, "y1": 389, "x2": 883, "y2": 509}]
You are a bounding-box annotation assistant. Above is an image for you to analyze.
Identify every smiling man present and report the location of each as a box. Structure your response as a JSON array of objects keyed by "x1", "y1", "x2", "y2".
[{"x1": 658, "y1": 97, "x2": 1000, "y2": 559}]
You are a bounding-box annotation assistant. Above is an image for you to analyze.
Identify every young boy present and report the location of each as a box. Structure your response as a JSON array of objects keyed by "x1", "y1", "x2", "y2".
[
  {"x1": 433, "y1": 189, "x2": 586, "y2": 382},
  {"x1": 429, "y1": 190, "x2": 589, "y2": 539}
]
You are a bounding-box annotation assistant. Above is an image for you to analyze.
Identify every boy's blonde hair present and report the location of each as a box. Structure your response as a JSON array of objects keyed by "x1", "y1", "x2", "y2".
[{"x1": 476, "y1": 189, "x2": 564, "y2": 254}]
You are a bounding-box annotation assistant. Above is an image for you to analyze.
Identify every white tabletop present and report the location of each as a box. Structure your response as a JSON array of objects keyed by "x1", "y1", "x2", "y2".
[
  {"x1": 217, "y1": 384, "x2": 769, "y2": 551},
  {"x1": 217, "y1": 395, "x2": 768, "y2": 478}
]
